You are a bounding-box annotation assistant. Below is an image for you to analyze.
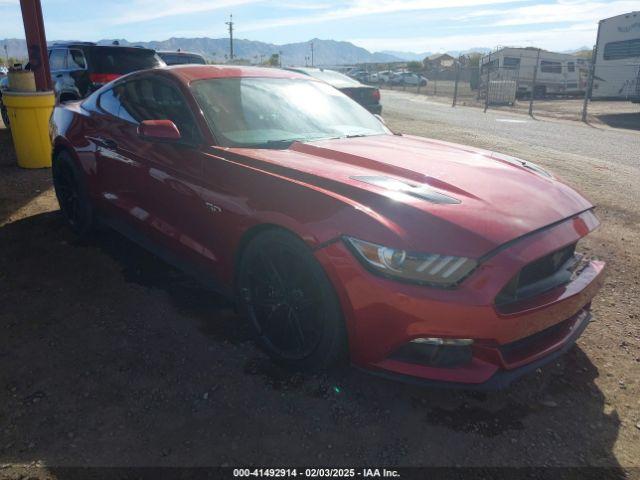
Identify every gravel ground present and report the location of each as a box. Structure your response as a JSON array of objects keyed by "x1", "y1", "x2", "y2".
[
  {"x1": 0, "y1": 100, "x2": 639, "y2": 478},
  {"x1": 380, "y1": 82, "x2": 640, "y2": 129}
]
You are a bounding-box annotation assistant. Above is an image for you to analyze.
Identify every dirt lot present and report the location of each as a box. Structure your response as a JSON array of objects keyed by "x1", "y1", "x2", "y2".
[
  {"x1": 0, "y1": 105, "x2": 639, "y2": 478},
  {"x1": 382, "y1": 81, "x2": 640, "y2": 130}
]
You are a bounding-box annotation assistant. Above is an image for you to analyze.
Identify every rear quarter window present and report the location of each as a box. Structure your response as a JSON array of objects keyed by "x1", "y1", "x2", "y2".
[
  {"x1": 89, "y1": 48, "x2": 164, "y2": 74},
  {"x1": 98, "y1": 88, "x2": 122, "y2": 117}
]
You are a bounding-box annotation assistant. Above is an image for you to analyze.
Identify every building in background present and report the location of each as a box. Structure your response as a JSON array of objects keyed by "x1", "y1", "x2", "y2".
[
  {"x1": 592, "y1": 11, "x2": 640, "y2": 101},
  {"x1": 423, "y1": 53, "x2": 455, "y2": 70}
]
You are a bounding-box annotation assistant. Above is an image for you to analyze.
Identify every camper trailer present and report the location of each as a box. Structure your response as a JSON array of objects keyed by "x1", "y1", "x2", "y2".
[
  {"x1": 592, "y1": 11, "x2": 640, "y2": 101},
  {"x1": 480, "y1": 47, "x2": 584, "y2": 98}
]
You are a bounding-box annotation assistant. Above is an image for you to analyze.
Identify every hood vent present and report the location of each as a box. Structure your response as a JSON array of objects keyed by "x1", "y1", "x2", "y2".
[{"x1": 351, "y1": 176, "x2": 460, "y2": 205}]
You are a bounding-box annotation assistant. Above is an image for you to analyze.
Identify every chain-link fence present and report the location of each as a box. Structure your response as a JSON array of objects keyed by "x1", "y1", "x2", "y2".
[{"x1": 378, "y1": 61, "x2": 640, "y2": 128}]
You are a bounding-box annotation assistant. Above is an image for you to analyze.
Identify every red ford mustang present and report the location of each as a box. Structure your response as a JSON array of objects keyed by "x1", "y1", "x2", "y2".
[{"x1": 49, "y1": 65, "x2": 605, "y2": 388}]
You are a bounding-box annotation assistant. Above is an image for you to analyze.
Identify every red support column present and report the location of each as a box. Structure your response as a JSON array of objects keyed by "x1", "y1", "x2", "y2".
[{"x1": 19, "y1": 0, "x2": 51, "y2": 91}]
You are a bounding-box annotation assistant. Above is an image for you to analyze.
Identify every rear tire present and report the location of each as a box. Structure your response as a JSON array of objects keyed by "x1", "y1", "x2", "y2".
[
  {"x1": 52, "y1": 150, "x2": 95, "y2": 237},
  {"x1": 237, "y1": 229, "x2": 348, "y2": 371}
]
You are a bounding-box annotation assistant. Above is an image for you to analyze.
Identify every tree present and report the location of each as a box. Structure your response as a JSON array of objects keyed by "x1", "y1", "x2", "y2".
[
  {"x1": 406, "y1": 61, "x2": 422, "y2": 73},
  {"x1": 266, "y1": 53, "x2": 280, "y2": 67},
  {"x1": 464, "y1": 53, "x2": 483, "y2": 68}
]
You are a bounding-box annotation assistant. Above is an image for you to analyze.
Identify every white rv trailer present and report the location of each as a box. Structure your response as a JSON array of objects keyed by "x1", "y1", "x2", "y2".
[
  {"x1": 480, "y1": 47, "x2": 584, "y2": 98},
  {"x1": 592, "y1": 11, "x2": 640, "y2": 101}
]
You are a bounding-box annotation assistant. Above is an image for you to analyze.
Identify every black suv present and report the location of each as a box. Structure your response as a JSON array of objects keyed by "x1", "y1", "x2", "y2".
[
  {"x1": 157, "y1": 50, "x2": 207, "y2": 66},
  {"x1": 48, "y1": 42, "x2": 165, "y2": 102}
]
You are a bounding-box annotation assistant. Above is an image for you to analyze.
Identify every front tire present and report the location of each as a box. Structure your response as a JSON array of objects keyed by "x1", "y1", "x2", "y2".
[
  {"x1": 52, "y1": 150, "x2": 95, "y2": 237},
  {"x1": 237, "y1": 229, "x2": 348, "y2": 371}
]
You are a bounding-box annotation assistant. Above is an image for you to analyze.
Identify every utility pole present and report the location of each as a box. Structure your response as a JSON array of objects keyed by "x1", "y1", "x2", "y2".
[
  {"x1": 225, "y1": 14, "x2": 234, "y2": 61},
  {"x1": 310, "y1": 41, "x2": 314, "y2": 67},
  {"x1": 3, "y1": 44, "x2": 8, "y2": 66},
  {"x1": 279, "y1": 50, "x2": 283, "y2": 67}
]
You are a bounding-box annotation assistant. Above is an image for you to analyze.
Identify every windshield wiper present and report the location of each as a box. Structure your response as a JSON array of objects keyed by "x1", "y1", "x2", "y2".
[
  {"x1": 260, "y1": 134, "x2": 369, "y2": 149},
  {"x1": 345, "y1": 134, "x2": 368, "y2": 138}
]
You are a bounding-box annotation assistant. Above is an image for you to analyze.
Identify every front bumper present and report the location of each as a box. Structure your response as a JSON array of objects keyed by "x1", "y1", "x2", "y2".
[{"x1": 314, "y1": 210, "x2": 605, "y2": 387}]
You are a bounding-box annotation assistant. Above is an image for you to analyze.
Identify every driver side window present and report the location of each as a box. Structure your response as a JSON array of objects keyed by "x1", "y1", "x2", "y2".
[{"x1": 119, "y1": 77, "x2": 200, "y2": 144}]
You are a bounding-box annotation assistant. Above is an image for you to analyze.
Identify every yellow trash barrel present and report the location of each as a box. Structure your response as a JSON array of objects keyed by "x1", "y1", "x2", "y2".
[{"x1": 3, "y1": 91, "x2": 55, "y2": 169}]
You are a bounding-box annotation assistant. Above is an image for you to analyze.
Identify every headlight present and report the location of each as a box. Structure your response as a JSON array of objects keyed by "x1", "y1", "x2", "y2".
[{"x1": 344, "y1": 236, "x2": 477, "y2": 287}]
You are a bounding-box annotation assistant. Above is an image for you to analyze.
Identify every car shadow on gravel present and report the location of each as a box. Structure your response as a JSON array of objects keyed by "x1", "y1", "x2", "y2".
[
  {"x1": 594, "y1": 112, "x2": 640, "y2": 132},
  {"x1": 0, "y1": 211, "x2": 626, "y2": 473}
]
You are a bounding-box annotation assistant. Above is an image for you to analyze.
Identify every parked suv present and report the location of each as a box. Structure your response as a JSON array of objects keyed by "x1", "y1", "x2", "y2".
[
  {"x1": 48, "y1": 42, "x2": 165, "y2": 103},
  {"x1": 157, "y1": 51, "x2": 206, "y2": 65}
]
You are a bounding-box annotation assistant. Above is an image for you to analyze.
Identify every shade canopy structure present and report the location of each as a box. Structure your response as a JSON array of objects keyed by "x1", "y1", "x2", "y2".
[{"x1": 18, "y1": 0, "x2": 52, "y2": 91}]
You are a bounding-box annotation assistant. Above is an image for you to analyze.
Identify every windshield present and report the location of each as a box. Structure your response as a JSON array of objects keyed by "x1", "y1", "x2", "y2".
[{"x1": 190, "y1": 77, "x2": 388, "y2": 148}]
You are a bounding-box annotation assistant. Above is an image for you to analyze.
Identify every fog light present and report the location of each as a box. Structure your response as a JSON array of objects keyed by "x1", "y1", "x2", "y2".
[{"x1": 391, "y1": 338, "x2": 474, "y2": 368}]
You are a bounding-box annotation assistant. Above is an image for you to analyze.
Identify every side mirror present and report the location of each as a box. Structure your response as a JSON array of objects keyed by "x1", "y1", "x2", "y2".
[{"x1": 138, "y1": 119, "x2": 181, "y2": 142}]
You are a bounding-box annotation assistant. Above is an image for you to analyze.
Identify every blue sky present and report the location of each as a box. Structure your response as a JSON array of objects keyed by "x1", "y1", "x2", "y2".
[{"x1": 0, "y1": 0, "x2": 637, "y2": 52}]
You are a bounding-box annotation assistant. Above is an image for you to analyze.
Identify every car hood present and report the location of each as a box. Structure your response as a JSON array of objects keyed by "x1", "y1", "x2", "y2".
[{"x1": 222, "y1": 134, "x2": 593, "y2": 258}]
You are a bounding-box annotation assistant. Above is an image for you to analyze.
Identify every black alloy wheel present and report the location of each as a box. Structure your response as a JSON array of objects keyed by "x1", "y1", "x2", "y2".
[
  {"x1": 237, "y1": 229, "x2": 348, "y2": 370},
  {"x1": 52, "y1": 150, "x2": 94, "y2": 236}
]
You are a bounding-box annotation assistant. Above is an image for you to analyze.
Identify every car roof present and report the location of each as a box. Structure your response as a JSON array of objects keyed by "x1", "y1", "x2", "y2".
[
  {"x1": 50, "y1": 41, "x2": 97, "y2": 47},
  {"x1": 50, "y1": 42, "x2": 156, "y2": 52},
  {"x1": 283, "y1": 67, "x2": 363, "y2": 87},
  {"x1": 164, "y1": 65, "x2": 313, "y2": 83},
  {"x1": 158, "y1": 51, "x2": 204, "y2": 56}
]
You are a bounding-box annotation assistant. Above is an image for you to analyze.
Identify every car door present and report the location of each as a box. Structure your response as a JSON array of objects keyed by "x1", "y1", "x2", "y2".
[
  {"x1": 113, "y1": 75, "x2": 216, "y2": 266},
  {"x1": 91, "y1": 84, "x2": 143, "y2": 218}
]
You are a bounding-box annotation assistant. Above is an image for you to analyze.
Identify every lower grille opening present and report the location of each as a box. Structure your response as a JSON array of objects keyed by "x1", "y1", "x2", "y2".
[
  {"x1": 496, "y1": 243, "x2": 584, "y2": 310},
  {"x1": 498, "y1": 313, "x2": 584, "y2": 364},
  {"x1": 390, "y1": 343, "x2": 472, "y2": 368}
]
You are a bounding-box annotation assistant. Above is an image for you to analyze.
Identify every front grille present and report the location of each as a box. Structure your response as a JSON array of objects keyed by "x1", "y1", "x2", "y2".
[{"x1": 496, "y1": 243, "x2": 579, "y2": 309}]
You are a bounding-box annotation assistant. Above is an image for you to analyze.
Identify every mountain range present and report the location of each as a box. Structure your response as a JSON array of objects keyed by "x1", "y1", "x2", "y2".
[{"x1": 1, "y1": 37, "x2": 489, "y2": 66}]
